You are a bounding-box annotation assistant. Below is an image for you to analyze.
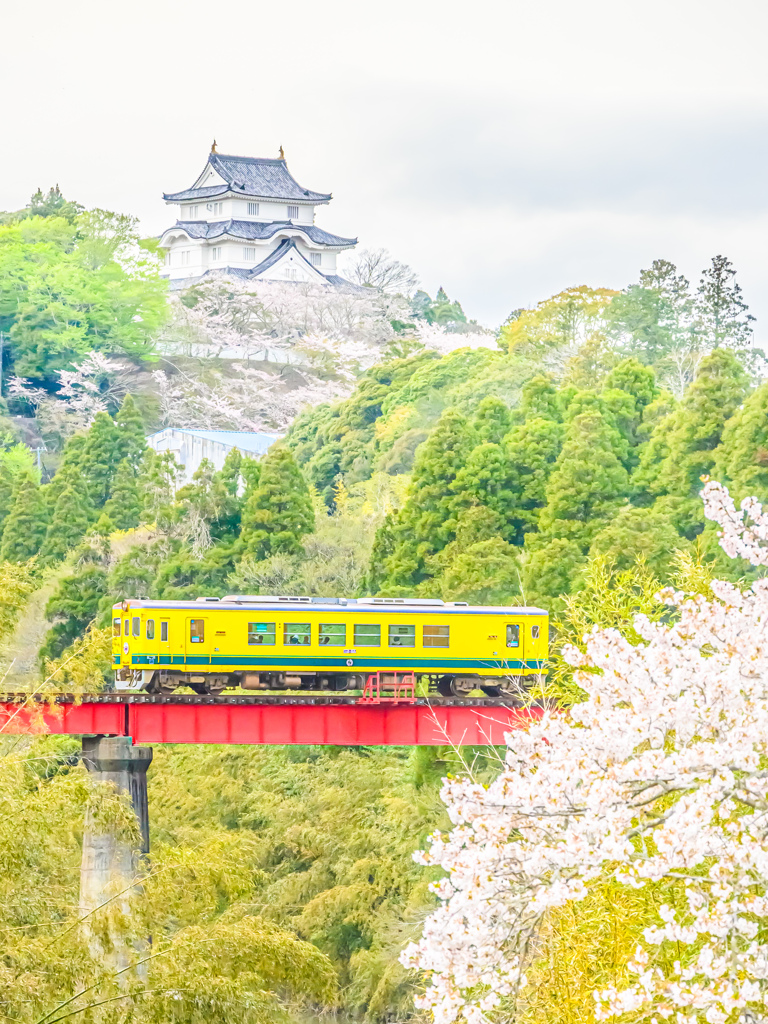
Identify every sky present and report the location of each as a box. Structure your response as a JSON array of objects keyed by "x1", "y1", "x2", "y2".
[{"x1": 2, "y1": 0, "x2": 768, "y2": 334}]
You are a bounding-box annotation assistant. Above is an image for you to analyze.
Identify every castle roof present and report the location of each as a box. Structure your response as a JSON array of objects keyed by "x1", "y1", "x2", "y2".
[
  {"x1": 166, "y1": 219, "x2": 356, "y2": 249},
  {"x1": 164, "y1": 152, "x2": 332, "y2": 203}
]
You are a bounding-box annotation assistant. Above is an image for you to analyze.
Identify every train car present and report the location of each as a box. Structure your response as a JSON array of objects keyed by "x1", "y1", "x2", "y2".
[{"x1": 111, "y1": 595, "x2": 548, "y2": 697}]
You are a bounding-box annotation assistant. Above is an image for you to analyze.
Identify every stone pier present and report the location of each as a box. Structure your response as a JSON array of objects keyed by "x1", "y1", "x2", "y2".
[{"x1": 79, "y1": 736, "x2": 153, "y2": 957}]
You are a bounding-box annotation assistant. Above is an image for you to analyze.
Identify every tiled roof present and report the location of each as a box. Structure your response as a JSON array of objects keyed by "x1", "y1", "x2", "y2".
[
  {"x1": 168, "y1": 219, "x2": 356, "y2": 248},
  {"x1": 164, "y1": 153, "x2": 332, "y2": 203},
  {"x1": 149, "y1": 429, "x2": 281, "y2": 454}
]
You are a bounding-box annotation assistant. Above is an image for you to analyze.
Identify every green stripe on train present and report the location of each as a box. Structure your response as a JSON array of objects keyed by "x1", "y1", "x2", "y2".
[{"x1": 121, "y1": 654, "x2": 545, "y2": 671}]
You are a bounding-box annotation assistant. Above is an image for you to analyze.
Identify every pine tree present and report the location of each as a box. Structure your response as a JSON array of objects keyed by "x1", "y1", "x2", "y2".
[
  {"x1": 240, "y1": 446, "x2": 315, "y2": 561},
  {"x1": 38, "y1": 484, "x2": 92, "y2": 565},
  {"x1": 537, "y1": 410, "x2": 630, "y2": 550},
  {"x1": 0, "y1": 473, "x2": 48, "y2": 562},
  {"x1": 695, "y1": 255, "x2": 754, "y2": 350},
  {"x1": 114, "y1": 393, "x2": 146, "y2": 468},
  {"x1": 714, "y1": 380, "x2": 768, "y2": 503},
  {"x1": 473, "y1": 396, "x2": 512, "y2": 444},
  {"x1": 589, "y1": 506, "x2": 687, "y2": 578},
  {"x1": 103, "y1": 459, "x2": 142, "y2": 531},
  {"x1": 43, "y1": 434, "x2": 87, "y2": 513},
  {"x1": 40, "y1": 547, "x2": 108, "y2": 661},
  {"x1": 79, "y1": 412, "x2": 121, "y2": 506},
  {"x1": 372, "y1": 409, "x2": 478, "y2": 588},
  {"x1": 634, "y1": 349, "x2": 748, "y2": 505}
]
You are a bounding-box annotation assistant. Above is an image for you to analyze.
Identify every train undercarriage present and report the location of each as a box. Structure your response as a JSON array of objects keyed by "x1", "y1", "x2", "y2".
[{"x1": 116, "y1": 669, "x2": 536, "y2": 699}]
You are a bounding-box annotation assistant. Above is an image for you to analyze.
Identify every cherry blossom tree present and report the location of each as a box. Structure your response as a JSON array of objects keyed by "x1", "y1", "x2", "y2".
[{"x1": 403, "y1": 480, "x2": 768, "y2": 1024}]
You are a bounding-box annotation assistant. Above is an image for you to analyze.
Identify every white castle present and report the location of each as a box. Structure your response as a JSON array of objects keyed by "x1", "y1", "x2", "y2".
[{"x1": 159, "y1": 143, "x2": 357, "y2": 286}]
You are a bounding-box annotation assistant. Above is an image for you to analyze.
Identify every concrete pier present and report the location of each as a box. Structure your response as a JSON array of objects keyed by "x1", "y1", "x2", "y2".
[{"x1": 79, "y1": 736, "x2": 153, "y2": 959}]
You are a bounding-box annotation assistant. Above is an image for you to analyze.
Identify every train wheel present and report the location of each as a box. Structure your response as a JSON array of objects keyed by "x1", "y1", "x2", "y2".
[
  {"x1": 189, "y1": 683, "x2": 207, "y2": 695},
  {"x1": 499, "y1": 677, "x2": 525, "y2": 698},
  {"x1": 481, "y1": 685, "x2": 502, "y2": 697},
  {"x1": 437, "y1": 675, "x2": 475, "y2": 697}
]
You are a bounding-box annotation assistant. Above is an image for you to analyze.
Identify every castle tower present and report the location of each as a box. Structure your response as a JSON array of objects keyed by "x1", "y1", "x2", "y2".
[{"x1": 159, "y1": 144, "x2": 357, "y2": 286}]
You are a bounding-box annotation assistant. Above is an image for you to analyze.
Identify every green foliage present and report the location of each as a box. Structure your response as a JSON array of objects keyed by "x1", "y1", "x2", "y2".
[
  {"x1": 79, "y1": 411, "x2": 122, "y2": 505},
  {"x1": 103, "y1": 458, "x2": 142, "y2": 530},
  {"x1": 0, "y1": 210, "x2": 167, "y2": 379},
  {"x1": 240, "y1": 446, "x2": 315, "y2": 561},
  {"x1": 113, "y1": 392, "x2": 146, "y2": 467},
  {"x1": 588, "y1": 505, "x2": 688, "y2": 578},
  {"x1": 714, "y1": 379, "x2": 768, "y2": 503},
  {"x1": 38, "y1": 483, "x2": 91, "y2": 565},
  {"x1": 41, "y1": 545, "x2": 109, "y2": 661},
  {"x1": 0, "y1": 472, "x2": 47, "y2": 562}
]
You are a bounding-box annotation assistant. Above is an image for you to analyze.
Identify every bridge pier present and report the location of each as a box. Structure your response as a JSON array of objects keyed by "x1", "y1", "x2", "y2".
[{"x1": 79, "y1": 736, "x2": 153, "y2": 962}]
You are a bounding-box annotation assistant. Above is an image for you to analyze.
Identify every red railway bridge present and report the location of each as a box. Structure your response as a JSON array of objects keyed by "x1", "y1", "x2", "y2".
[{"x1": 0, "y1": 692, "x2": 540, "y2": 746}]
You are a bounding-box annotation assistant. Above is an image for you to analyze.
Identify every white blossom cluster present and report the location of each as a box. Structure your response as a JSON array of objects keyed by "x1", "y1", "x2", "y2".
[{"x1": 403, "y1": 481, "x2": 768, "y2": 1024}]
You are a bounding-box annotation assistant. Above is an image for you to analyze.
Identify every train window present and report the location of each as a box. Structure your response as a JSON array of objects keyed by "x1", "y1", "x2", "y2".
[
  {"x1": 319, "y1": 624, "x2": 345, "y2": 646},
  {"x1": 132, "y1": 617, "x2": 140, "y2": 637},
  {"x1": 506, "y1": 624, "x2": 520, "y2": 648},
  {"x1": 354, "y1": 624, "x2": 381, "y2": 646},
  {"x1": 124, "y1": 619, "x2": 129, "y2": 636},
  {"x1": 388, "y1": 624, "x2": 415, "y2": 647},
  {"x1": 190, "y1": 619, "x2": 205, "y2": 643},
  {"x1": 284, "y1": 623, "x2": 311, "y2": 646},
  {"x1": 423, "y1": 625, "x2": 449, "y2": 648},
  {"x1": 249, "y1": 622, "x2": 276, "y2": 645},
  {"x1": 531, "y1": 624, "x2": 540, "y2": 640},
  {"x1": 161, "y1": 621, "x2": 168, "y2": 642},
  {"x1": 113, "y1": 618, "x2": 121, "y2": 637},
  {"x1": 146, "y1": 620, "x2": 155, "y2": 640}
]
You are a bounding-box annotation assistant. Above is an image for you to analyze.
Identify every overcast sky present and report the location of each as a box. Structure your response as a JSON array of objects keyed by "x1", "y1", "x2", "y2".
[{"x1": 3, "y1": 0, "x2": 768, "y2": 334}]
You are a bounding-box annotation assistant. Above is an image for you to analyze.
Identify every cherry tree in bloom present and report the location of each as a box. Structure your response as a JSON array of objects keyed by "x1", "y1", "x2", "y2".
[{"x1": 402, "y1": 480, "x2": 768, "y2": 1024}]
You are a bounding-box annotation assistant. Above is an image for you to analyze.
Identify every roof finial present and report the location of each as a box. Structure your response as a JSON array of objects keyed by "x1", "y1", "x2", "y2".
[
  {"x1": 279, "y1": 145, "x2": 285, "y2": 160},
  {"x1": 211, "y1": 139, "x2": 217, "y2": 153}
]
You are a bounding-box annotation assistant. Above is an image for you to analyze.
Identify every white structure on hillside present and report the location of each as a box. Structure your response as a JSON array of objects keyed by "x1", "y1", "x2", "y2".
[
  {"x1": 147, "y1": 428, "x2": 281, "y2": 485},
  {"x1": 159, "y1": 144, "x2": 357, "y2": 287}
]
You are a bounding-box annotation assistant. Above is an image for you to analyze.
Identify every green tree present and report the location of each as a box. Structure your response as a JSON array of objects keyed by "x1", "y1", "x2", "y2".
[
  {"x1": 79, "y1": 411, "x2": 122, "y2": 506},
  {"x1": 0, "y1": 472, "x2": 47, "y2": 562},
  {"x1": 114, "y1": 393, "x2": 146, "y2": 468},
  {"x1": 605, "y1": 259, "x2": 693, "y2": 365},
  {"x1": 372, "y1": 409, "x2": 478, "y2": 588},
  {"x1": 714, "y1": 380, "x2": 768, "y2": 503},
  {"x1": 473, "y1": 395, "x2": 512, "y2": 444},
  {"x1": 103, "y1": 458, "x2": 142, "y2": 530},
  {"x1": 40, "y1": 550, "x2": 108, "y2": 661},
  {"x1": 38, "y1": 484, "x2": 91, "y2": 565},
  {"x1": 588, "y1": 506, "x2": 686, "y2": 578},
  {"x1": 522, "y1": 536, "x2": 586, "y2": 610},
  {"x1": 537, "y1": 411, "x2": 630, "y2": 550},
  {"x1": 694, "y1": 254, "x2": 754, "y2": 350},
  {"x1": 634, "y1": 349, "x2": 748, "y2": 533},
  {"x1": 0, "y1": 209, "x2": 167, "y2": 380},
  {"x1": 240, "y1": 446, "x2": 315, "y2": 561},
  {"x1": 43, "y1": 434, "x2": 87, "y2": 512}
]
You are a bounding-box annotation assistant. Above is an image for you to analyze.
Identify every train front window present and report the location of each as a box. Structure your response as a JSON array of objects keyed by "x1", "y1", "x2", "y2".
[
  {"x1": 531, "y1": 624, "x2": 540, "y2": 640},
  {"x1": 319, "y1": 624, "x2": 345, "y2": 646},
  {"x1": 249, "y1": 622, "x2": 276, "y2": 645},
  {"x1": 423, "y1": 625, "x2": 449, "y2": 648},
  {"x1": 389, "y1": 624, "x2": 415, "y2": 647},
  {"x1": 113, "y1": 618, "x2": 121, "y2": 637},
  {"x1": 354, "y1": 624, "x2": 380, "y2": 647},
  {"x1": 190, "y1": 619, "x2": 205, "y2": 643},
  {"x1": 506, "y1": 624, "x2": 520, "y2": 648},
  {"x1": 146, "y1": 620, "x2": 155, "y2": 639},
  {"x1": 284, "y1": 623, "x2": 310, "y2": 646}
]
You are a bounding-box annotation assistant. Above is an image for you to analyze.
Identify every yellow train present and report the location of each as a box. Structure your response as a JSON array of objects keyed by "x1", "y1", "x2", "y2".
[{"x1": 112, "y1": 595, "x2": 548, "y2": 697}]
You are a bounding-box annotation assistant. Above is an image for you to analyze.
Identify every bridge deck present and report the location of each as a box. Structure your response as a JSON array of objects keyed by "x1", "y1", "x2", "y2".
[{"x1": 0, "y1": 694, "x2": 540, "y2": 746}]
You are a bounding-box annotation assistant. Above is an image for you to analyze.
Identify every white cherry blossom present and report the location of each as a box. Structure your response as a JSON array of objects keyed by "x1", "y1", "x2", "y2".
[{"x1": 403, "y1": 481, "x2": 768, "y2": 1024}]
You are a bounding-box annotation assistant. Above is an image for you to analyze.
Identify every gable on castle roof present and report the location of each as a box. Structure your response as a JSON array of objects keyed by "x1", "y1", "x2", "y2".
[{"x1": 164, "y1": 152, "x2": 332, "y2": 204}]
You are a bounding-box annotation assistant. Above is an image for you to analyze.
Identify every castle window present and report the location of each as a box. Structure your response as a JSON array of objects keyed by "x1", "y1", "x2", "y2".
[
  {"x1": 210, "y1": 247, "x2": 222, "y2": 261},
  {"x1": 285, "y1": 267, "x2": 297, "y2": 280},
  {"x1": 243, "y1": 247, "x2": 256, "y2": 261},
  {"x1": 310, "y1": 252, "x2": 321, "y2": 267},
  {"x1": 181, "y1": 251, "x2": 190, "y2": 265},
  {"x1": 189, "y1": 205, "x2": 199, "y2": 218},
  {"x1": 287, "y1": 205, "x2": 299, "y2": 220},
  {"x1": 247, "y1": 202, "x2": 259, "y2": 216},
  {"x1": 207, "y1": 202, "x2": 223, "y2": 216}
]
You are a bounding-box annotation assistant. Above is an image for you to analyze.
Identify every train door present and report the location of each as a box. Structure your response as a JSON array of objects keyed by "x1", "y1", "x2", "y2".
[
  {"x1": 505, "y1": 621, "x2": 525, "y2": 666},
  {"x1": 185, "y1": 617, "x2": 211, "y2": 661},
  {"x1": 159, "y1": 617, "x2": 171, "y2": 661}
]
